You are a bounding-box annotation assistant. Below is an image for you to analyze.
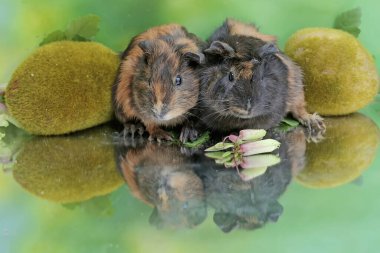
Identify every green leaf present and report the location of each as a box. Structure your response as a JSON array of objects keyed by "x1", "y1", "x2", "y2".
[
  {"x1": 39, "y1": 30, "x2": 67, "y2": 46},
  {"x1": 222, "y1": 151, "x2": 232, "y2": 157},
  {"x1": 334, "y1": 7, "x2": 362, "y2": 37},
  {"x1": 0, "y1": 84, "x2": 5, "y2": 104},
  {"x1": 0, "y1": 112, "x2": 21, "y2": 129},
  {"x1": 71, "y1": 34, "x2": 91, "y2": 42},
  {"x1": 275, "y1": 118, "x2": 299, "y2": 132},
  {"x1": 205, "y1": 151, "x2": 225, "y2": 159},
  {"x1": 281, "y1": 117, "x2": 299, "y2": 127},
  {"x1": 204, "y1": 142, "x2": 234, "y2": 152},
  {"x1": 1, "y1": 124, "x2": 30, "y2": 170},
  {"x1": 65, "y1": 14, "x2": 100, "y2": 40},
  {"x1": 275, "y1": 123, "x2": 293, "y2": 133},
  {"x1": 215, "y1": 153, "x2": 233, "y2": 164},
  {"x1": 342, "y1": 26, "x2": 361, "y2": 37},
  {"x1": 183, "y1": 131, "x2": 210, "y2": 148},
  {"x1": 39, "y1": 15, "x2": 100, "y2": 46},
  {"x1": 0, "y1": 114, "x2": 9, "y2": 128}
]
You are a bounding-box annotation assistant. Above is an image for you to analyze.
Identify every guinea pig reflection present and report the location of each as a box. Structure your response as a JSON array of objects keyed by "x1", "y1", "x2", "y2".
[
  {"x1": 195, "y1": 128, "x2": 306, "y2": 232},
  {"x1": 116, "y1": 142, "x2": 206, "y2": 229}
]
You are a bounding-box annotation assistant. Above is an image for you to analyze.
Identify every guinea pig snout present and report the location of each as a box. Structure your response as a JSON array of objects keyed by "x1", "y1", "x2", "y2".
[
  {"x1": 230, "y1": 98, "x2": 253, "y2": 118},
  {"x1": 152, "y1": 103, "x2": 168, "y2": 120}
]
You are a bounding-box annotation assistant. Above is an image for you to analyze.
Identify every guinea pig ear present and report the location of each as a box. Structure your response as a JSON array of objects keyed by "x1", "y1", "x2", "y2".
[
  {"x1": 184, "y1": 52, "x2": 205, "y2": 65},
  {"x1": 138, "y1": 40, "x2": 154, "y2": 54},
  {"x1": 257, "y1": 43, "x2": 279, "y2": 58},
  {"x1": 138, "y1": 40, "x2": 153, "y2": 64},
  {"x1": 204, "y1": 41, "x2": 235, "y2": 57}
]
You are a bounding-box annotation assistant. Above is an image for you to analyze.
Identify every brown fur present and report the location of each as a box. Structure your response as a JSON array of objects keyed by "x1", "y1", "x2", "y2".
[
  {"x1": 274, "y1": 54, "x2": 304, "y2": 111},
  {"x1": 227, "y1": 18, "x2": 277, "y2": 43},
  {"x1": 118, "y1": 143, "x2": 206, "y2": 228},
  {"x1": 120, "y1": 143, "x2": 204, "y2": 203},
  {"x1": 274, "y1": 53, "x2": 320, "y2": 124},
  {"x1": 284, "y1": 127, "x2": 306, "y2": 176},
  {"x1": 120, "y1": 155, "x2": 152, "y2": 205},
  {"x1": 113, "y1": 24, "x2": 204, "y2": 140},
  {"x1": 236, "y1": 61, "x2": 254, "y2": 79}
]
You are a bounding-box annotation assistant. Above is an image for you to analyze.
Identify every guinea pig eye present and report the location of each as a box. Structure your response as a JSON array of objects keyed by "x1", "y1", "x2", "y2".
[
  {"x1": 175, "y1": 75, "x2": 182, "y2": 86},
  {"x1": 228, "y1": 72, "x2": 234, "y2": 82}
]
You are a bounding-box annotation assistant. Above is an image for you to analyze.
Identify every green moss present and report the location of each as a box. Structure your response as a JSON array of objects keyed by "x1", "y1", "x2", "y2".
[
  {"x1": 296, "y1": 113, "x2": 379, "y2": 189},
  {"x1": 285, "y1": 28, "x2": 379, "y2": 116},
  {"x1": 5, "y1": 41, "x2": 120, "y2": 135},
  {"x1": 12, "y1": 126, "x2": 124, "y2": 204}
]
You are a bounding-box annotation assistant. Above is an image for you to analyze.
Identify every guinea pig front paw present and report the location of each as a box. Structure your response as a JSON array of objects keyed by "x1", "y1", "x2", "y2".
[
  {"x1": 148, "y1": 128, "x2": 173, "y2": 142},
  {"x1": 298, "y1": 113, "x2": 326, "y2": 132},
  {"x1": 297, "y1": 113, "x2": 326, "y2": 143},
  {"x1": 179, "y1": 125, "x2": 199, "y2": 143}
]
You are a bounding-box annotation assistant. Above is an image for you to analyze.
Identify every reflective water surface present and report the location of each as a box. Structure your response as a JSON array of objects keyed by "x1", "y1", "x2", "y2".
[{"x1": 1, "y1": 107, "x2": 380, "y2": 253}]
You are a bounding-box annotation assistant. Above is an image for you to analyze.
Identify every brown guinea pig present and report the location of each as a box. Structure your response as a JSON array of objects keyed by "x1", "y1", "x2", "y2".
[
  {"x1": 198, "y1": 19, "x2": 325, "y2": 132},
  {"x1": 113, "y1": 24, "x2": 205, "y2": 141}
]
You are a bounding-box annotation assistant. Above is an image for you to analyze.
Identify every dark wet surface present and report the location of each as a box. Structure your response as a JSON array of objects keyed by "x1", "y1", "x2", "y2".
[{"x1": 1, "y1": 110, "x2": 380, "y2": 253}]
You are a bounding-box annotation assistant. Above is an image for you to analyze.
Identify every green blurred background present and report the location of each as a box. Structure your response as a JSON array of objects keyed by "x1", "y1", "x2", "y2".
[{"x1": 0, "y1": 0, "x2": 379, "y2": 84}]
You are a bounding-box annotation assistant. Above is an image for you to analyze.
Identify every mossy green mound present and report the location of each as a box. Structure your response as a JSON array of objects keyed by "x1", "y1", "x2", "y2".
[
  {"x1": 296, "y1": 113, "x2": 379, "y2": 189},
  {"x1": 12, "y1": 126, "x2": 124, "y2": 204},
  {"x1": 5, "y1": 41, "x2": 120, "y2": 135},
  {"x1": 285, "y1": 28, "x2": 379, "y2": 116}
]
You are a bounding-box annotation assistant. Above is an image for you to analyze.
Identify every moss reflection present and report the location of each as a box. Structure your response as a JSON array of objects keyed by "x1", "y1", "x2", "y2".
[
  {"x1": 296, "y1": 113, "x2": 380, "y2": 188},
  {"x1": 12, "y1": 126, "x2": 124, "y2": 204}
]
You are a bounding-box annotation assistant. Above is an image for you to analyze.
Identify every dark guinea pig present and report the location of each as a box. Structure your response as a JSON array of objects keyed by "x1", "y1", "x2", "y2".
[
  {"x1": 198, "y1": 18, "x2": 325, "y2": 132},
  {"x1": 113, "y1": 24, "x2": 205, "y2": 141}
]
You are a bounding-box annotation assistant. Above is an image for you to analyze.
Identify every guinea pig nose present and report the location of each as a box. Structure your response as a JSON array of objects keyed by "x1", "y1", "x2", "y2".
[
  {"x1": 152, "y1": 108, "x2": 161, "y2": 116},
  {"x1": 246, "y1": 98, "x2": 252, "y2": 111},
  {"x1": 153, "y1": 107, "x2": 168, "y2": 120}
]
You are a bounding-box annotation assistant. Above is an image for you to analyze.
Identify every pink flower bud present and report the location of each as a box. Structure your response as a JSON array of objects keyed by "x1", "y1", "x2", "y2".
[
  {"x1": 227, "y1": 134, "x2": 239, "y2": 143},
  {"x1": 240, "y1": 139, "x2": 280, "y2": 156},
  {"x1": 240, "y1": 154, "x2": 281, "y2": 169},
  {"x1": 239, "y1": 167, "x2": 268, "y2": 181},
  {"x1": 238, "y1": 129, "x2": 266, "y2": 141}
]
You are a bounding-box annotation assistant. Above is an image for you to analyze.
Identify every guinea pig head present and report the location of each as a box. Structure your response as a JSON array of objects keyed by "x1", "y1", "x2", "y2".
[
  {"x1": 133, "y1": 39, "x2": 204, "y2": 124},
  {"x1": 201, "y1": 40, "x2": 288, "y2": 120}
]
